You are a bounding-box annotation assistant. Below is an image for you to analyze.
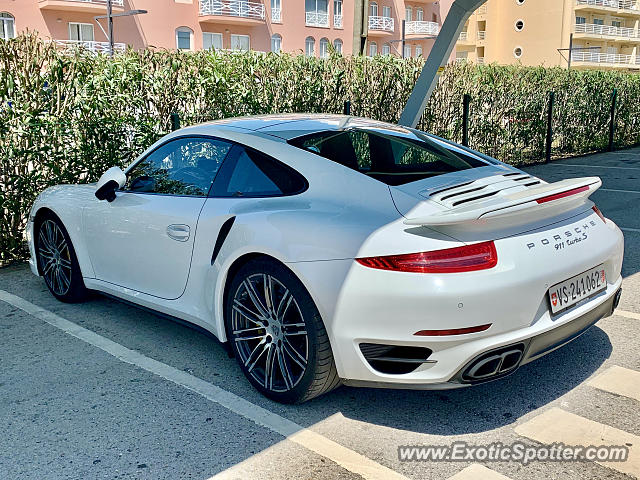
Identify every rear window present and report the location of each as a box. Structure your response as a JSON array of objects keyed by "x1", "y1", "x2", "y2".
[{"x1": 288, "y1": 127, "x2": 488, "y2": 186}]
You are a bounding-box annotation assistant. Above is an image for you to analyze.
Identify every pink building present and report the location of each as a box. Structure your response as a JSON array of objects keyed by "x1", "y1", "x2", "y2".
[{"x1": 0, "y1": 0, "x2": 453, "y2": 57}]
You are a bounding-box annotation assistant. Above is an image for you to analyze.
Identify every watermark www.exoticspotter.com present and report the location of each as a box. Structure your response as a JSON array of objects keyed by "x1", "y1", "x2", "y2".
[{"x1": 398, "y1": 442, "x2": 629, "y2": 465}]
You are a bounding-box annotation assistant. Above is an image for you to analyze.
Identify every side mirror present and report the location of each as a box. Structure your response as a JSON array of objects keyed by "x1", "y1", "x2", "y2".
[{"x1": 95, "y1": 166, "x2": 126, "y2": 202}]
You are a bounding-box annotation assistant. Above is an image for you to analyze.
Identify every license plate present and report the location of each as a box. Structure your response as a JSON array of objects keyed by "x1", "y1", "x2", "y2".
[{"x1": 548, "y1": 265, "x2": 606, "y2": 314}]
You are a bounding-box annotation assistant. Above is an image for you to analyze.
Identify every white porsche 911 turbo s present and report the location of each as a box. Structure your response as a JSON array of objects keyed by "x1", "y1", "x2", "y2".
[{"x1": 27, "y1": 114, "x2": 624, "y2": 403}]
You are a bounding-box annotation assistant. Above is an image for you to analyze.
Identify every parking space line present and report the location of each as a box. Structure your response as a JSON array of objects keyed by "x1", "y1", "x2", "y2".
[
  {"x1": 614, "y1": 309, "x2": 640, "y2": 321},
  {"x1": 0, "y1": 289, "x2": 408, "y2": 480},
  {"x1": 547, "y1": 164, "x2": 640, "y2": 171},
  {"x1": 599, "y1": 188, "x2": 640, "y2": 194},
  {"x1": 447, "y1": 464, "x2": 512, "y2": 480},
  {"x1": 620, "y1": 227, "x2": 640, "y2": 234},
  {"x1": 514, "y1": 407, "x2": 639, "y2": 478},
  {"x1": 588, "y1": 366, "x2": 640, "y2": 402}
]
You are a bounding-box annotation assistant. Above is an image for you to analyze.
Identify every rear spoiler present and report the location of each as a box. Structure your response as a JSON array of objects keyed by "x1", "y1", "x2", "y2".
[{"x1": 403, "y1": 177, "x2": 602, "y2": 226}]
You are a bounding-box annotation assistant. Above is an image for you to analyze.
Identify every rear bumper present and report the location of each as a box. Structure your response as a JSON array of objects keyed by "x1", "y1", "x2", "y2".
[{"x1": 343, "y1": 285, "x2": 622, "y2": 390}]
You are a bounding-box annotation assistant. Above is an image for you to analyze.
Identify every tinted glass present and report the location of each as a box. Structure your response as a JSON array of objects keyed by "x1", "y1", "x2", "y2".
[
  {"x1": 125, "y1": 137, "x2": 232, "y2": 196},
  {"x1": 289, "y1": 127, "x2": 487, "y2": 186},
  {"x1": 213, "y1": 147, "x2": 307, "y2": 197}
]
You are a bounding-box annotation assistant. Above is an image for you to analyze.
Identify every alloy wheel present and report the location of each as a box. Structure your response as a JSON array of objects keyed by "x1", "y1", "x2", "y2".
[
  {"x1": 231, "y1": 273, "x2": 309, "y2": 392},
  {"x1": 37, "y1": 219, "x2": 72, "y2": 296}
]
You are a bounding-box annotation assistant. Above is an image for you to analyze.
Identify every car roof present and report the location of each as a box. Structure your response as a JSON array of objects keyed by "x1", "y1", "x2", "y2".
[{"x1": 181, "y1": 114, "x2": 416, "y2": 140}]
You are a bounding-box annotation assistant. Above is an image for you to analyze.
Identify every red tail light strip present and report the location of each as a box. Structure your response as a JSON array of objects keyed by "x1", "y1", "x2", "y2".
[
  {"x1": 535, "y1": 185, "x2": 590, "y2": 204},
  {"x1": 414, "y1": 323, "x2": 492, "y2": 336},
  {"x1": 592, "y1": 205, "x2": 606, "y2": 223},
  {"x1": 356, "y1": 241, "x2": 498, "y2": 274}
]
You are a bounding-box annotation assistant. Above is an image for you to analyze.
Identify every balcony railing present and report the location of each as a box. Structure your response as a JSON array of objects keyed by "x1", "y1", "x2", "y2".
[
  {"x1": 576, "y1": 0, "x2": 639, "y2": 11},
  {"x1": 54, "y1": 39, "x2": 125, "y2": 54},
  {"x1": 458, "y1": 31, "x2": 468, "y2": 41},
  {"x1": 477, "y1": 56, "x2": 485, "y2": 64},
  {"x1": 575, "y1": 22, "x2": 640, "y2": 38},
  {"x1": 406, "y1": 20, "x2": 440, "y2": 35},
  {"x1": 271, "y1": 7, "x2": 281, "y2": 22},
  {"x1": 199, "y1": 0, "x2": 265, "y2": 20},
  {"x1": 306, "y1": 11, "x2": 329, "y2": 27},
  {"x1": 368, "y1": 15, "x2": 394, "y2": 32},
  {"x1": 477, "y1": 30, "x2": 486, "y2": 40},
  {"x1": 571, "y1": 51, "x2": 640, "y2": 64},
  {"x1": 334, "y1": 14, "x2": 343, "y2": 28}
]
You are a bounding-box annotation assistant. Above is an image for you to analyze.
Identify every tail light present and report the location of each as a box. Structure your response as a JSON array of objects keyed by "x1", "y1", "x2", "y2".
[
  {"x1": 356, "y1": 241, "x2": 498, "y2": 274},
  {"x1": 592, "y1": 205, "x2": 606, "y2": 223}
]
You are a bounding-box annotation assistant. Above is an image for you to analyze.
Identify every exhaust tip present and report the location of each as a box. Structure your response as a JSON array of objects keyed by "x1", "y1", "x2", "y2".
[{"x1": 460, "y1": 344, "x2": 525, "y2": 383}]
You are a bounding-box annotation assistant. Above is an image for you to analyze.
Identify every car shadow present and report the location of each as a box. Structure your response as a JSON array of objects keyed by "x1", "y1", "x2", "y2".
[{"x1": 288, "y1": 325, "x2": 612, "y2": 435}]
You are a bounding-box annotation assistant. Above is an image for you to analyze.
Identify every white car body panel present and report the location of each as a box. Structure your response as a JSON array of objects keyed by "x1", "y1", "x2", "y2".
[{"x1": 27, "y1": 114, "x2": 625, "y2": 389}]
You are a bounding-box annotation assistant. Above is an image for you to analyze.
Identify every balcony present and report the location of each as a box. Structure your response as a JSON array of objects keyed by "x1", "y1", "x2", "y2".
[
  {"x1": 368, "y1": 16, "x2": 394, "y2": 35},
  {"x1": 571, "y1": 51, "x2": 640, "y2": 67},
  {"x1": 575, "y1": 0, "x2": 640, "y2": 16},
  {"x1": 334, "y1": 14, "x2": 343, "y2": 28},
  {"x1": 54, "y1": 39, "x2": 125, "y2": 54},
  {"x1": 477, "y1": 30, "x2": 486, "y2": 40},
  {"x1": 199, "y1": 0, "x2": 265, "y2": 25},
  {"x1": 406, "y1": 20, "x2": 440, "y2": 36},
  {"x1": 574, "y1": 22, "x2": 640, "y2": 40},
  {"x1": 271, "y1": 7, "x2": 281, "y2": 22},
  {"x1": 39, "y1": 0, "x2": 123, "y2": 13},
  {"x1": 306, "y1": 11, "x2": 329, "y2": 27}
]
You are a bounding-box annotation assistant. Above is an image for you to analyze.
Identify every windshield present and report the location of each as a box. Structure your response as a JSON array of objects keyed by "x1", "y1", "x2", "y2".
[{"x1": 288, "y1": 126, "x2": 489, "y2": 186}]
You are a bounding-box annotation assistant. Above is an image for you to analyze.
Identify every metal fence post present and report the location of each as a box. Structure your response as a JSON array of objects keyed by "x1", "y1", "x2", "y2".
[
  {"x1": 608, "y1": 88, "x2": 617, "y2": 152},
  {"x1": 170, "y1": 113, "x2": 181, "y2": 131},
  {"x1": 545, "y1": 91, "x2": 555, "y2": 163},
  {"x1": 344, "y1": 100, "x2": 351, "y2": 115},
  {"x1": 462, "y1": 93, "x2": 470, "y2": 147}
]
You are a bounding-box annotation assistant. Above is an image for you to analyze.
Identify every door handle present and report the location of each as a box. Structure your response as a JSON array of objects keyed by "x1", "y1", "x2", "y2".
[{"x1": 167, "y1": 224, "x2": 191, "y2": 242}]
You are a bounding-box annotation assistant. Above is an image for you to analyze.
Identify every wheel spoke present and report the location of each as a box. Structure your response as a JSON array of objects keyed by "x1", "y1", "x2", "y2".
[
  {"x1": 245, "y1": 340, "x2": 268, "y2": 373},
  {"x1": 283, "y1": 323, "x2": 307, "y2": 337},
  {"x1": 232, "y1": 300, "x2": 264, "y2": 326},
  {"x1": 232, "y1": 326, "x2": 265, "y2": 336},
  {"x1": 276, "y1": 290, "x2": 292, "y2": 321},
  {"x1": 42, "y1": 258, "x2": 57, "y2": 276},
  {"x1": 264, "y1": 344, "x2": 276, "y2": 389},
  {"x1": 283, "y1": 338, "x2": 308, "y2": 369},
  {"x1": 59, "y1": 258, "x2": 72, "y2": 269},
  {"x1": 243, "y1": 279, "x2": 270, "y2": 318},
  {"x1": 234, "y1": 334, "x2": 267, "y2": 342},
  {"x1": 39, "y1": 230, "x2": 54, "y2": 252},
  {"x1": 263, "y1": 274, "x2": 276, "y2": 316},
  {"x1": 58, "y1": 266, "x2": 71, "y2": 290},
  {"x1": 277, "y1": 347, "x2": 294, "y2": 390}
]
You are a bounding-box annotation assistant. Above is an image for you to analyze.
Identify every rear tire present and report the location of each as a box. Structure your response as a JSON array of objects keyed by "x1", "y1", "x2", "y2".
[
  {"x1": 35, "y1": 213, "x2": 88, "y2": 303},
  {"x1": 225, "y1": 259, "x2": 341, "y2": 403}
]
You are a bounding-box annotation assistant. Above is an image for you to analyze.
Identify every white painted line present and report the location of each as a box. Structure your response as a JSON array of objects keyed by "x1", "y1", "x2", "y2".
[
  {"x1": 0, "y1": 289, "x2": 408, "y2": 480},
  {"x1": 589, "y1": 366, "x2": 640, "y2": 402},
  {"x1": 620, "y1": 227, "x2": 640, "y2": 234},
  {"x1": 548, "y1": 164, "x2": 640, "y2": 171},
  {"x1": 515, "y1": 407, "x2": 639, "y2": 478},
  {"x1": 614, "y1": 309, "x2": 640, "y2": 320},
  {"x1": 447, "y1": 464, "x2": 512, "y2": 480},
  {"x1": 600, "y1": 188, "x2": 640, "y2": 194}
]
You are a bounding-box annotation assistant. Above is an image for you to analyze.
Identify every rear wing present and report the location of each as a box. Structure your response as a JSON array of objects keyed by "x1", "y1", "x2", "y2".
[{"x1": 403, "y1": 177, "x2": 602, "y2": 226}]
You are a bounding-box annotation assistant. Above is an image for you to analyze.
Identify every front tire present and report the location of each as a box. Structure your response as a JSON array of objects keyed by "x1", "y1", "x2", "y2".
[
  {"x1": 225, "y1": 259, "x2": 340, "y2": 403},
  {"x1": 35, "y1": 214, "x2": 87, "y2": 303}
]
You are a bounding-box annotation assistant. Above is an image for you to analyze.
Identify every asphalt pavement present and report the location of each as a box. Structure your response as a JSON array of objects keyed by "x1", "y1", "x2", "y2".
[{"x1": 1, "y1": 147, "x2": 639, "y2": 480}]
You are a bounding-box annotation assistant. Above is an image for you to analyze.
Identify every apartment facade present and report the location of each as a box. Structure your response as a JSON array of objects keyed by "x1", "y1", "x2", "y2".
[
  {"x1": 0, "y1": 0, "x2": 453, "y2": 57},
  {"x1": 455, "y1": 0, "x2": 640, "y2": 71}
]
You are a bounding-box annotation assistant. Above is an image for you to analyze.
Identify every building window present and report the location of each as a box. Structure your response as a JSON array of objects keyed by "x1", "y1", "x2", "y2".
[
  {"x1": 612, "y1": 20, "x2": 622, "y2": 28},
  {"x1": 383, "y1": 6, "x2": 391, "y2": 18},
  {"x1": 231, "y1": 34, "x2": 250, "y2": 51},
  {"x1": 593, "y1": 18, "x2": 604, "y2": 25},
  {"x1": 405, "y1": 7, "x2": 412, "y2": 22},
  {"x1": 69, "y1": 22, "x2": 94, "y2": 42},
  {"x1": 404, "y1": 44, "x2": 411, "y2": 58},
  {"x1": 319, "y1": 37, "x2": 329, "y2": 57},
  {"x1": 272, "y1": 0, "x2": 282, "y2": 22},
  {"x1": 576, "y1": 16, "x2": 586, "y2": 24},
  {"x1": 306, "y1": 0, "x2": 329, "y2": 26},
  {"x1": 369, "y1": 41, "x2": 377, "y2": 56},
  {"x1": 370, "y1": 1, "x2": 378, "y2": 16},
  {"x1": 203, "y1": 32, "x2": 223, "y2": 50},
  {"x1": 334, "y1": 0, "x2": 343, "y2": 28},
  {"x1": 382, "y1": 43, "x2": 390, "y2": 55},
  {"x1": 415, "y1": 45, "x2": 422, "y2": 57},
  {"x1": 514, "y1": 46, "x2": 523, "y2": 58},
  {"x1": 271, "y1": 33, "x2": 282, "y2": 53},
  {"x1": 416, "y1": 8, "x2": 423, "y2": 22},
  {"x1": 515, "y1": 19, "x2": 524, "y2": 31},
  {"x1": 175, "y1": 27, "x2": 192, "y2": 50},
  {"x1": 333, "y1": 38, "x2": 342, "y2": 54},
  {"x1": 305, "y1": 36, "x2": 315, "y2": 56},
  {"x1": 516, "y1": 0, "x2": 525, "y2": 4},
  {"x1": 0, "y1": 12, "x2": 15, "y2": 40}
]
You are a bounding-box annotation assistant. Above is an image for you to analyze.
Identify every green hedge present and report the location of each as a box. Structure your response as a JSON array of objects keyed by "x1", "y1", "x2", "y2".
[{"x1": 2, "y1": 33, "x2": 640, "y2": 265}]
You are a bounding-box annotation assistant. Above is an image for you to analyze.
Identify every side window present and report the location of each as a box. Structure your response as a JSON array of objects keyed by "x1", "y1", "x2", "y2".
[
  {"x1": 124, "y1": 137, "x2": 232, "y2": 196},
  {"x1": 212, "y1": 147, "x2": 307, "y2": 197}
]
